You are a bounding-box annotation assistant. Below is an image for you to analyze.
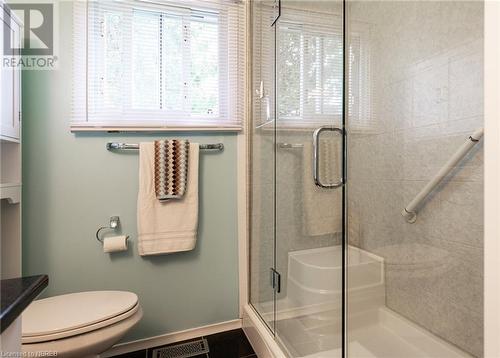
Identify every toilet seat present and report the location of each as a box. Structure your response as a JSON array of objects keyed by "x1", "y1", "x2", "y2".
[{"x1": 22, "y1": 291, "x2": 139, "y2": 344}]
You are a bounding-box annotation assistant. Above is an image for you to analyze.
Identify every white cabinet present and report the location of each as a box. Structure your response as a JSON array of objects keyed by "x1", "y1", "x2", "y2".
[
  {"x1": 0, "y1": 7, "x2": 21, "y2": 142},
  {"x1": 0, "y1": 4, "x2": 22, "y2": 280}
]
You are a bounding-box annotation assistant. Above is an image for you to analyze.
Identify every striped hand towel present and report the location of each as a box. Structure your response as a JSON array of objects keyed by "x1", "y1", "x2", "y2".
[{"x1": 154, "y1": 139, "x2": 190, "y2": 201}]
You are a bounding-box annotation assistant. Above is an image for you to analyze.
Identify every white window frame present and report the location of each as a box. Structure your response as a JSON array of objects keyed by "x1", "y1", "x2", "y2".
[{"x1": 71, "y1": 0, "x2": 245, "y2": 132}]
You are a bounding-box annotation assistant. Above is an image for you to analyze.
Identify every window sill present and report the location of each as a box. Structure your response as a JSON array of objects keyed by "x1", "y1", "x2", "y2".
[{"x1": 70, "y1": 124, "x2": 243, "y2": 133}]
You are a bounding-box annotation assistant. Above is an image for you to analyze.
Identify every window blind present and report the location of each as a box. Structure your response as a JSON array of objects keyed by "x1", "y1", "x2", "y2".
[
  {"x1": 277, "y1": 21, "x2": 344, "y2": 122},
  {"x1": 275, "y1": 8, "x2": 372, "y2": 130},
  {"x1": 72, "y1": 0, "x2": 246, "y2": 130}
]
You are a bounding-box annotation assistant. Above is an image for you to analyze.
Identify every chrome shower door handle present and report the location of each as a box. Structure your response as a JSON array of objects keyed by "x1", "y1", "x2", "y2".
[{"x1": 312, "y1": 126, "x2": 344, "y2": 189}]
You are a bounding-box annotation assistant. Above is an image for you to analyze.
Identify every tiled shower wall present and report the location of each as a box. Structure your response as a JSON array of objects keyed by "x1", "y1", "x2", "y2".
[{"x1": 348, "y1": 2, "x2": 483, "y2": 357}]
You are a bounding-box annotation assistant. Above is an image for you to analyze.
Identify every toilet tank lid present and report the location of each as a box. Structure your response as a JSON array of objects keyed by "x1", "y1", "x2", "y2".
[{"x1": 22, "y1": 291, "x2": 138, "y2": 337}]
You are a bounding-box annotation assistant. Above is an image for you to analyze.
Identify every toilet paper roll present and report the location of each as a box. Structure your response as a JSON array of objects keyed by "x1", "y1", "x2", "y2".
[{"x1": 103, "y1": 235, "x2": 128, "y2": 253}]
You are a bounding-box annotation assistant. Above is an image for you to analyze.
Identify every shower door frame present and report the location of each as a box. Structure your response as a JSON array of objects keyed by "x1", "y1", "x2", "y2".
[
  {"x1": 341, "y1": 1, "x2": 348, "y2": 357},
  {"x1": 246, "y1": 0, "x2": 349, "y2": 356},
  {"x1": 247, "y1": 0, "x2": 280, "y2": 338}
]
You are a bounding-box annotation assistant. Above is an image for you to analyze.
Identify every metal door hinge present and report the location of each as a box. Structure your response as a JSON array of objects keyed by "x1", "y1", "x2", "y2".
[
  {"x1": 270, "y1": 268, "x2": 281, "y2": 293},
  {"x1": 271, "y1": 0, "x2": 281, "y2": 26}
]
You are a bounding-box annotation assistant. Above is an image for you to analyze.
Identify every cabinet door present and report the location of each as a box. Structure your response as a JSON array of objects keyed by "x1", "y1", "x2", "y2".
[
  {"x1": 0, "y1": 14, "x2": 20, "y2": 141},
  {"x1": 12, "y1": 19, "x2": 20, "y2": 139}
]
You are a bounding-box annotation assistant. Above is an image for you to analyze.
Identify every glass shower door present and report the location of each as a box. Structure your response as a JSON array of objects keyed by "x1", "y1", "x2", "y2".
[
  {"x1": 251, "y1": 1, "x2": 483, "y2": 357},
  {"x1": 249, "y1": 0, "x2": 278, "y2": 333},
  {"x1": 274, "y1": 1, "x2": 345, "y2": 356}
]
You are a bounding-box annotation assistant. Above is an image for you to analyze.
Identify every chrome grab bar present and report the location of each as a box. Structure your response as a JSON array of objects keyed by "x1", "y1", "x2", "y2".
[{"x1": 312, "y1": 126, "x2": 344, "y2": 189}]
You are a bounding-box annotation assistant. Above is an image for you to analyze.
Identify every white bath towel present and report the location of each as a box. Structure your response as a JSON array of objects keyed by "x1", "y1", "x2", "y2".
[
  {"x1": 302, "y1": 139, "x2": 342, "y2": 236},
  {"x1": 138, "y1": 142, "x2": 199, "y2": 255}
]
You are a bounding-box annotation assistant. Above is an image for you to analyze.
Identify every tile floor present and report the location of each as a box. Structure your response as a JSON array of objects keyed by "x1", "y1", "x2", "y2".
[{"x1": 112, "y1": 329, "x2": 256, "y2": 358}]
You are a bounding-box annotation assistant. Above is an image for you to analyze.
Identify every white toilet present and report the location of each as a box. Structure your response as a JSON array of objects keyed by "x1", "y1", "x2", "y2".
[{"x1": 21, "y1": 291, "x2": 142, "y2": 358}]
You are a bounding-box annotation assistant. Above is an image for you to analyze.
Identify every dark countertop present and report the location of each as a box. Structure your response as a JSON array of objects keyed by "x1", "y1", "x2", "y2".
[{"x1": 1, "y1": 275, "x2": 49, "y2": 333}]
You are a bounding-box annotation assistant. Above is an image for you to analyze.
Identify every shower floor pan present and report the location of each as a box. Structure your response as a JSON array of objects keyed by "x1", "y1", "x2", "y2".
[
  {"x1": 273, "y1": 245, "x2": 472, "y2": 358},
  {"x1": 276, "y1": 307, "x2": 472, "y2": 358}
]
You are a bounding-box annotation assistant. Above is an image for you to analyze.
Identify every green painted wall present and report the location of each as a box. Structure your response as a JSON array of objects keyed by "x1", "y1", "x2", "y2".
[{"x1": 21, "y1": 2, "x2": 239, "y2": 342}]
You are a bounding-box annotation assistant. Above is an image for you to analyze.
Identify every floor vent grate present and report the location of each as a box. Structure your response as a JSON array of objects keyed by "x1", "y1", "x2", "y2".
[{"x1": 151, "y1": 338, "x2": 210, "y2": 358}]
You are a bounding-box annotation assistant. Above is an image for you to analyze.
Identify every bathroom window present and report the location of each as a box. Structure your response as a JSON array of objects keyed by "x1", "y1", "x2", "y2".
[
  {"x1": 71, "y1": 0, "x2": 245, "y2": 131},
  {"x1": 278, "y1": 25, "x2": 343, "y2": 121},
  {"x1": 277, "y1": 12, "x2": 371, "y2": 130}
]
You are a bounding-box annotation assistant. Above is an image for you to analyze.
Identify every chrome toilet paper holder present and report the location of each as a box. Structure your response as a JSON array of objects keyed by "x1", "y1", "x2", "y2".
[{"x1": 96, "y1": 216, "x2": 120, "y2": 244}]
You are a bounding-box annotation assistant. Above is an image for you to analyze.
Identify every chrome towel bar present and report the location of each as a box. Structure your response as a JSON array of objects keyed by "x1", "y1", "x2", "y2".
[
  {"x1": 106, "y1": 142, "x2": 224, "y2": 151},
  {"x1": 278, "y1": 142, "x2": 304, "y2": 149}
]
